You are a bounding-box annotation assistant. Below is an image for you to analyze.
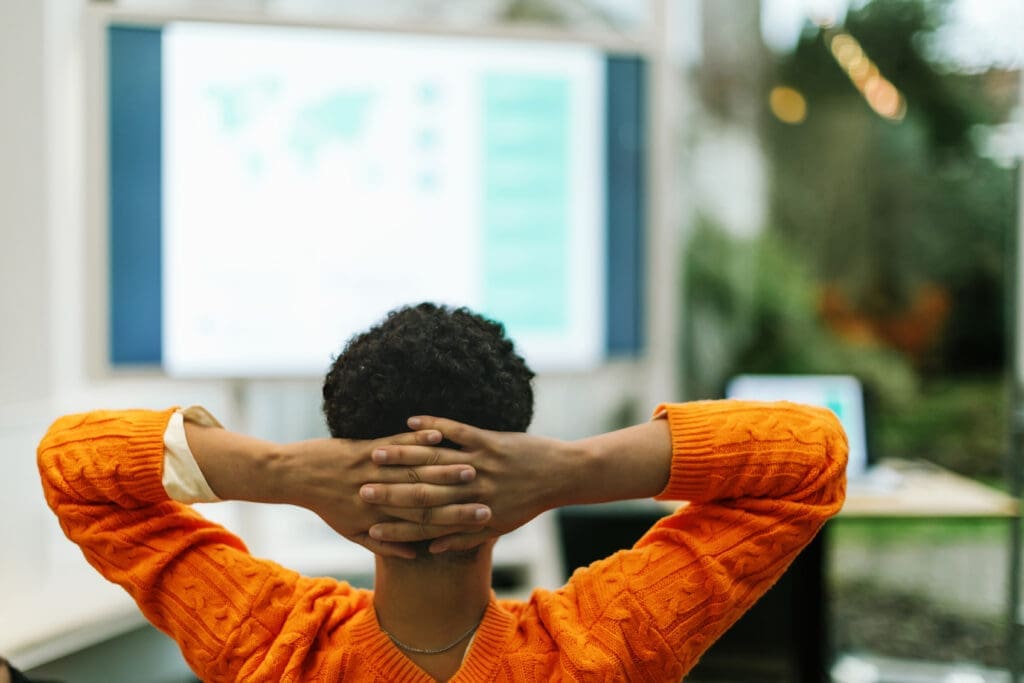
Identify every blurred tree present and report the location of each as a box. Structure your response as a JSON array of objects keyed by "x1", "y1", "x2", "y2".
[
  {"x1": 766, "y1": 0, "x2": 1016, "y2": 374},
  {"x1": 684, "y1": 0, "x2": 1017, "y2": 474},
  {"x1": 683, "y1": 218, "x2": 916, "y2": 405}
]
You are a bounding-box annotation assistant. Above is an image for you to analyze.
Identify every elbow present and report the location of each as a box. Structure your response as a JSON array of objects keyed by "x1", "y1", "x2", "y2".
[
  {"x1": 37, "y1": 413, "x2": 81, "y2": 462},
  {"x1": 36, "y1": 413, "x2": 90, "y2": 497},
  {"x1": 810, "y1": 406, "x2": 849, "y2": 511}
]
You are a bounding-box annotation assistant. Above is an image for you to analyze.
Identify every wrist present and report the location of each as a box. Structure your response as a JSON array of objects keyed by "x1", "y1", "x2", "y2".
[
  {"x1": 214, "y1": 441, "x2": 284, "y2": 504},
  {"x1": 542, "y1": 439, "x2": 592, "y2": 508},
  {"x1": 250, "y1": 442, "x2": 295, "y2": 504},
  {"x1": 185, "y1": 421, "x2": 286, "y2": 503},
  {"x1": 566, "y1": 434, "x2": 620, "y2": 505},
  {"x1": 570, "y1": 420, "x2": 672, "y2": 504}
]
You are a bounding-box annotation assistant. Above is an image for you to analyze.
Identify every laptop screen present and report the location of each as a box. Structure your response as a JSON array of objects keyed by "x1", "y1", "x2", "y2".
[{"x1": 725, "y1": 374, "x2": 868, "y2": 479}]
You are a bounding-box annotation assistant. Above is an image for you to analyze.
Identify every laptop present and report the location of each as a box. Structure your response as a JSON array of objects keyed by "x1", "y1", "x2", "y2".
[{"x1": 725, "y1": 374, "x2": 884, "y2": 486}]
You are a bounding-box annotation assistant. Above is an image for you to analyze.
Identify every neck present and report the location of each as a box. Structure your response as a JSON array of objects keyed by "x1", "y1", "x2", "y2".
[{"x1": 373, "y1": 545, "x2": 494, "y2": 653}]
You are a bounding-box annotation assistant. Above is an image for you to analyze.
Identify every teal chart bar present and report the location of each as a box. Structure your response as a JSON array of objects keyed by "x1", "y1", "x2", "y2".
[{"x1": 481, "y1": 74, "x2": 569, "y2": 333}]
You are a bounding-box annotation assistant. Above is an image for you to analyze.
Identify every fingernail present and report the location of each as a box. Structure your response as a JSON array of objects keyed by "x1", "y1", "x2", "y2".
[
  {"x1": 408, "y1": 417, "x2": 422, "y2": 428},
  {"x1": 432, "y1": 542, "x2": 448, "y2": 553},
  {"x1": 369, "y1": 526, "x2": 383, "y2": 540},
  {"x1": 474, "y1": 507, "x2": 490, "y2": 522},
  {"x1": 426, "y1": 431, "x2": 441, "y2": 443},
  {"x1": 459, "y1": 468, "x2": 475, "y2": 482},
  {"x1": 372, "y1": 449, "x2": 388, "y2": 464},
  {"x1": 360, "y1": 485, "x2": 376, "y2": 501}
]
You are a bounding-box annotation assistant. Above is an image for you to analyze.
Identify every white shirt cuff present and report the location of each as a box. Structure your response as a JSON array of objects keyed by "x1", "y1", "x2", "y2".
[{"x1": 162, "y1": 406, "x2": 223, "y2": 504}]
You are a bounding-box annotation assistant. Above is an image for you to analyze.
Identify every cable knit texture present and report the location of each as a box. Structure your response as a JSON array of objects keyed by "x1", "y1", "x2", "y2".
[{"x1": 38, "y1": 400, "x2": 847, "y2": 682}]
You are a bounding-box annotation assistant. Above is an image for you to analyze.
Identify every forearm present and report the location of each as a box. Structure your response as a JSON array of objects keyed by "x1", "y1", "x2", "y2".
[
  {"x1": 564, "y1": 419, "x2": 672, "y2": 505},
  {"x1": 182, "y1": 422, "x2": 293, "y2": 504},
  {"x1": 562, "y1": 400, "x2": 847, "y2": 508}
]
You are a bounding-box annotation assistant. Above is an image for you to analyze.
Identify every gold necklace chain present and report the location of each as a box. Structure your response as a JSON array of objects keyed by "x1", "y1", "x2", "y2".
[{"x1": 381, "y1": 611, "x2": 486, "y2": 655}]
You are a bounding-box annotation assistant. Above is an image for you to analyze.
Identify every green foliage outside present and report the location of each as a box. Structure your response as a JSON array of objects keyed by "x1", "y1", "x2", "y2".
[{"x1": 683, "y1": 0, "x2": 1016, "y2": 479}]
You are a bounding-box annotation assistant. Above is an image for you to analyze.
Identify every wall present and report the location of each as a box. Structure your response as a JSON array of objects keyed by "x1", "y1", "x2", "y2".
[
  {"x1": 0, "y1": 1, "x2": 57, "y2": 603},
  {"x1": 0, "y1": 1, "x2": 50, "y2": 409},
  {"x1": 0, "y1": 4, "x2": 235, "y2": 668},
  {"x1": 0, "y1": 0, "x2": 64, "y2": 614}
]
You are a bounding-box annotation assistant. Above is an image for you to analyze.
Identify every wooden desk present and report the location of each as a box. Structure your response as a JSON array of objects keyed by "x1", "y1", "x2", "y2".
[
  {"x1": 655, "y1": 459, "x2": 1018, "y2": 519},
  {"x1": 841, "y1": 459, "x2": 1018, "y2": 519}
]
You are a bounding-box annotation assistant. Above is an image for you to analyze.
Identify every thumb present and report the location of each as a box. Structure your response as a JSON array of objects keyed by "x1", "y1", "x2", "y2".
[
  {"x1": 355, "y1": 535, "x2": 419, "y2": 560},
  {"x1": 428, "y1": 531, "x2": 493, "y2": 555}
]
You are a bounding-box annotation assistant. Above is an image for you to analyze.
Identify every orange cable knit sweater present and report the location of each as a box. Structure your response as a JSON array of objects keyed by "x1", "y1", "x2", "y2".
[{"x1": 38, "y1": 401, "x2": 846, "y2": 682}]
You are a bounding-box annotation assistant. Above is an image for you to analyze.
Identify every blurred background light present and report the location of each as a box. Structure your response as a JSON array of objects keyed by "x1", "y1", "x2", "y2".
[
  {"x1": 827, "y1": 29, "x2": 906, "y2": 121},
  {"x1": 769, "y1": 85, "x2": 808, "y2": 124}
]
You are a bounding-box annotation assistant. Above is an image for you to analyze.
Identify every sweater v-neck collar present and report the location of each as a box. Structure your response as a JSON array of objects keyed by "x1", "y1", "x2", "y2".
[{"x1": 347, "y1": 595, "x2": 515, "y2": 682}]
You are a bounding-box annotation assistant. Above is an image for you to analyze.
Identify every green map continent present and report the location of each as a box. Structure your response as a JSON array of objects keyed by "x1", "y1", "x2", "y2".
[{"x1": 289, "y1": 91, "x2": 375, "y2": 169}]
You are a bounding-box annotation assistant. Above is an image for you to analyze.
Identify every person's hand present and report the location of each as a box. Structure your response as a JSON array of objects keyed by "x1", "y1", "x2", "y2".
[
  {"x1": 277, "y1": 429, "x2": 492, "y2": 559},
  {"x1": 359, "y1": 417, "x2": 579, "y2": 554}
]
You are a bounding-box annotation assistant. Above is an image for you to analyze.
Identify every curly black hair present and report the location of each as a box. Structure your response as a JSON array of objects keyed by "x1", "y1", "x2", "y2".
[{"x1": 322, "y1": 303, "x2": 535, "y2": 441}]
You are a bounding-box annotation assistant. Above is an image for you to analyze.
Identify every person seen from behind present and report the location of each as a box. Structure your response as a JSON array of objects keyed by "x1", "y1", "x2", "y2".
[{"x1": 38, "y1": 302, "x2": 848, "y2": 681}]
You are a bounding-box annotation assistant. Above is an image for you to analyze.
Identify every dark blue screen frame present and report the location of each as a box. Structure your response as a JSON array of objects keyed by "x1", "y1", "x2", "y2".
[
  {"x1": 605, "y1": 56, "x2": 646, "y2": 356},
  {"x1": 106, "y1": 26, "x2": 646, "y2": 367},
  {"x1": 109, "y1": 26, "x2": 162, "y2": 365}
]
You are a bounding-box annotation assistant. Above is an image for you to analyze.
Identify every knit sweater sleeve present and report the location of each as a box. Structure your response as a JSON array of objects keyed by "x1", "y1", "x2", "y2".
[
  {"x1": 36, "y1": 409, "x2": 354, "y2": 683},
  {"x1": 534, "y1": 400, "x2": 847, "y2": 681}
]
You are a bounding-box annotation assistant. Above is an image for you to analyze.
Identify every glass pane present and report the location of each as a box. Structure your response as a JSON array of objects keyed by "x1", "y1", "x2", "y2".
[{"x1": 683, "y1": 0, "x2": 1020, "y2": 677}]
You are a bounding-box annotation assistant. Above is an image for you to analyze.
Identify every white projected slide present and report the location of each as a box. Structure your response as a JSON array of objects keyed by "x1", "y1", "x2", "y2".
[{"x1": 162, "y1": 23, "x2": 605, "y2": 377}]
